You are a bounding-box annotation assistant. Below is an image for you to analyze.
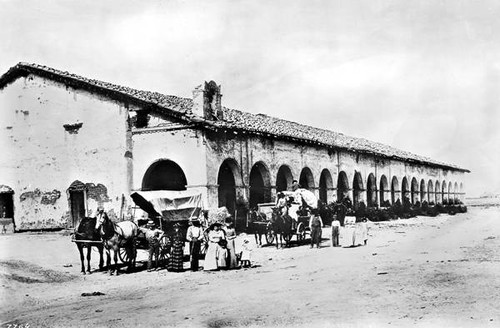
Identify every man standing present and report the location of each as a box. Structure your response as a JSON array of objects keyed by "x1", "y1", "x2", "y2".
[
  {"x1": 331, "y1": 217, "x2": 340, "y2": 247},
  {"x1": 186, "y1": 218, "x2": 204, "y2": 271},
  {"x1": 309, "y1": 209, "x2": 323, "y2": 249},
  {"x1": 139, "y1": 220, "x2": 164, "y2": 272}
]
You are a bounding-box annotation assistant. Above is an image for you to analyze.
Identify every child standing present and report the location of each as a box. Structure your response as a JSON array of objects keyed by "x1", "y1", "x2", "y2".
[
  {"x1": 217, "y1": 239, "x2": 229, "y2": 269},
  {"x1": 240, "y1": 238, "x2": 253, "y2": 268},
  {"x1": 360, "y1": 218, "x2": 369, "y2": 245}
]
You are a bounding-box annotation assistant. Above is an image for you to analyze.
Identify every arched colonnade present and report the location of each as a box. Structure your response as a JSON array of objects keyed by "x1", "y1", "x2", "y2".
[{"x1": 140, "y1": 158, "x2": 465, "y2": 214}]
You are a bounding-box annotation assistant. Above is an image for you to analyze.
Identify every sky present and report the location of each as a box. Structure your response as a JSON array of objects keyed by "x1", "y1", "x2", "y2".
[{"x1": 1, "y1": 0, "x2": 499, "y2": 197}]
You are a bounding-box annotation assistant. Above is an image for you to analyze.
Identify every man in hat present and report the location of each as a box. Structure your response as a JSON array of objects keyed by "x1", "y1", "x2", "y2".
[
  {"x1": 139, "y1": 220, "x2": 164, "y2": 271},
  {"x1": 186, "y1": 218, "x2": 204, "y2": 271}
]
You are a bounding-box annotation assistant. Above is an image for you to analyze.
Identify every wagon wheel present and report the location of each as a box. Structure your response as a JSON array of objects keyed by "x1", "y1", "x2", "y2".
[
  {"x1": 296, "y1": 222, "x2": 306, "y2": 244},
  {"x1": 265, "y1": 223, "x2": 275, "y2": 245},
  {"x1": 119, "y1": 247, "x2": 130, "y2": 263},
  {"x1": 159, "y1": 236, "x2": 171, "y2": 266}
]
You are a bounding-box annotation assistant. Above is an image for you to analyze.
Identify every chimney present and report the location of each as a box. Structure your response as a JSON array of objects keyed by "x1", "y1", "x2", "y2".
[{"x1": 191, "y1": 81, "x2": 223, "y2": 120}]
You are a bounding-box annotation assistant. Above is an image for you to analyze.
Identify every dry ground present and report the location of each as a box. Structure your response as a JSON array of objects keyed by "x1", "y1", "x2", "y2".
[{"x1": 1, "y1": 203, "x2": 500, "y2": 328}]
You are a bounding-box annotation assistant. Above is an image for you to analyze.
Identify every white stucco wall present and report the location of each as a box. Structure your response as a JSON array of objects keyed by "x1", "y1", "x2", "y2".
[
  {"x1": 132, "y1": 127, "x2": 208, "y2": 204},
  {"x1": 0, "y1": 75, "x2": 130, "y2": 229}
]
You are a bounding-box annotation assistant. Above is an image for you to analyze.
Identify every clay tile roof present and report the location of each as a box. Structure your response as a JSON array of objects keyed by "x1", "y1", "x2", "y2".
[
  {"x1": 0, "y1": 62, "x2": 469, "y2": 172},
  {"x1": 0, "y1": 62, "x2": 193, "y2": 115}
]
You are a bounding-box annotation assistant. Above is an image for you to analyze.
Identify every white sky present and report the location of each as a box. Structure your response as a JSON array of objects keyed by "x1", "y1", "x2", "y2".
[{"x1": 1, "y1": 0, "x2": 499, "y2": 197}]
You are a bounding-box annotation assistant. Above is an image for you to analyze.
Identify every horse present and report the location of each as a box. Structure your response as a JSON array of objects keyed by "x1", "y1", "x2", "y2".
[
  {"x1": 317, "y1": 200, "x2": 335, "y2": 226},
  {"x1": 247, "y1": 209, "x2": 268, "y2": 247},
  {"x1": 74, "y1": 217, "x2": 104, "y2": 274},
  {"x1": 95, "y1": 213, "x2": 138, "y2": 275},
  {"x1": 270, "y1": 207, "x2": 294, "y2": 249}
]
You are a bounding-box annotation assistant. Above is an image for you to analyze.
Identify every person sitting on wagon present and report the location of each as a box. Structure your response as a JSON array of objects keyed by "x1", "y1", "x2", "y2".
[
  {"x1": 139, "y1": 220, "x2": 164, "y2": 272},
  {"x1": 275, "y1": 192, "x2": 289, "y2": 217}
]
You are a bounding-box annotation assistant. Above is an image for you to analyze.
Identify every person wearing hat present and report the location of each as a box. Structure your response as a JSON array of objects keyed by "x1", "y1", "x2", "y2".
[
  {"x1": 139, "y1": 220, "x2": 164, "y2": 272},
  {"x1": 240, "y1": 237, "x2": 253, "y2": 268},
  {"x1": 186, "y1": 218, "x2": 203, "y2": 271},
  {"x1": 203, "y1": 222, "x2": 225, "y2": 271},
  {"x1": 167, "y1": 223, "x2": 185, "y2": 272}
]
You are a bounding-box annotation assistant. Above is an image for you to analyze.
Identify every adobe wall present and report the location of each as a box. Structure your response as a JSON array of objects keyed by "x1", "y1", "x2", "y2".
[{"x1": 0, "y1": 75, "x2": 131, "y2": 230}]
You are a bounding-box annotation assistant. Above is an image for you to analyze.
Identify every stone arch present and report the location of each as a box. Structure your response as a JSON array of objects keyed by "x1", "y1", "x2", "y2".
[
  {"x1": 276, "y1": 165, "x2": 293, "y2": 193},
  {"x1": 249, "y1": 161, "x2": 272, "y2": 208},
  {"x1": 217, "y1": 158, "x2": 243, "y2": 216},
  {"x1": 319, "y1": 169, "x2": 333, "y2": 204},
  {"x1": 454, "y1": 182, "x2": 459, "y2": 203},
  {"x1": 366, "y1": 173, "x2": 377, "y2": 207},
  {"x1": 379, "y1": 175, "x2": 389, "y2": 206},
  {"x1": 337, "y1": 171, "x2": 350, "y2": 200},
  {"x1": 435, "y1": 180, "x2": 441, "y2": 204},
  {"x1": 299, "y1": 167, "x2": 315, "y2": 190},
  {"x1": 427, "y1": 180, "x2": 434, "y2": 204},
  {"x1": 420, "y1": 179, "x2": 426, "y2": 203},
  {"x1": 411, "y1": 177, "x2": 419, "y2": 204},
  {"x1": 142, "y1": 159, "x2": 187, "y2": 191},
  {"x1": 448, "y1": 181, "x2": 453, "y2": 204},
  {"x1": 402, "y1": 177, "x2": 410, "y2": 203},
  {"x1": 391, "y1": 176, "x2": 400, "y2": 204},
  {"x1": 353, "y1": 172, "x2": 364, "y2": 209},
  {"x1": 442, "y1": 180, "x2": 447, "y2": 203}
]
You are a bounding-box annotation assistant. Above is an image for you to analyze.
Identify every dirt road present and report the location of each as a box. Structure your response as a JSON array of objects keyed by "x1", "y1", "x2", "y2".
[{"x1": 1, "y1": 205, "x2": 500, "y2": 327}]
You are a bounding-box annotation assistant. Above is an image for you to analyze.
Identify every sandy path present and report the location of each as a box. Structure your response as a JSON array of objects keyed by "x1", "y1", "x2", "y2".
[{"x1": 1, "y1": 206, "x2": 500, "y2": 327}]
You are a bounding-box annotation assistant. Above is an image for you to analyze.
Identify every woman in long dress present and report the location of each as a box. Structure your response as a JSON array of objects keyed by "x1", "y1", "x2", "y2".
[
  {"x1": 203, "y1": 223, "x2": 225, "y2": 271},
  {"x1": 224, "y1": 220, "x2": 238, "y2": 269},
  {"x1": 168, "y1": 223, "x2": 185, "y2": 272},
  {"x1": 341, "y1": 216, "x2": 357, "y2": 247}
]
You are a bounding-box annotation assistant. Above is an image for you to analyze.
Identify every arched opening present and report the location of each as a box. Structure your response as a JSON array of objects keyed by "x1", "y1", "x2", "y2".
[
  {"x1": 411, "y1": 177, "x2": 419, "y2": 204},
  {"x1": 276, "y1": 165, "x2": 293, "y2": 193},
  {"x1": 353, "y1": 172, "x2": 364, "y2": 209},
  {"x1": 420, "y1": 179, "x2": 426, "y2": 203},
  {"x1": 299, "y1": 167, "x2": 315, "y2": 190},
  {"x1": 337, "y1": 171, "x2": 350, "y2": 201},
  {"x1": 379, "y1": 175, "x2": 389, "y2": 206},
  {"x1": 217, "y1": 159, "x2": 241, "y2": 216},
  {"x1": 319, "y1": 169, "x2": 333, "y2": 204},
  {"x1": 249, "y1": 162, "x2": 272, "y2": 208},
  {"x1": 442, "y1": 180, "x2": 447, "y2": 203},
  {"x1": 402, "y1": 177, "x2": 410, "y2": 204},
  {"x1": 0, "y1": 185, "x2": 15, "y2": 229},
  {"x1": 427, "y1": 180, "x2": 434, "y2": 204},
  {"x1": 460, "y1": 182, "x2": 464, "y2": 202},
  {"x1": 435, "y1": 181, "x2": 441, "y2": 204},
  {"x1": 142, "y1": 159, "x2": 187, "y2": 191},
  {"x1": 391, "y1": 176, "x2": 400, "y2": 204},
  {"x1": 366, "y1": 173, "x2": 377, "y2": 207},
  {"x1": 448, "y1": 182, "x2": 453, "y2": 204},
  {"x1": 67, "y1": 180, "x2": 87, "y2": 228},
  {"x1": 454, "y1": 182, "x2": 459, "y2": 203}
]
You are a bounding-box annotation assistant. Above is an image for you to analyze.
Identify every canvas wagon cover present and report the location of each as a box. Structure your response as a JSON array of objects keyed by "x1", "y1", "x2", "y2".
[{"x1": 131, "y1": 190, "x2": 203, "y2": 221}]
